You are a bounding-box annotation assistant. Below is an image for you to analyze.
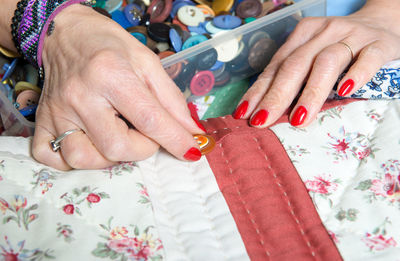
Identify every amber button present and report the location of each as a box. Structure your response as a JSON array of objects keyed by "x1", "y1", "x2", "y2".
[{"x1": 194, "y1": 134, "x2": 215, "y2": 155}]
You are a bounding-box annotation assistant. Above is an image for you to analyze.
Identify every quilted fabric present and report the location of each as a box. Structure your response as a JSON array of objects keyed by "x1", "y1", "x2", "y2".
[{"x1": 271, "y1": 99, "x2": 400, "y2": 260}]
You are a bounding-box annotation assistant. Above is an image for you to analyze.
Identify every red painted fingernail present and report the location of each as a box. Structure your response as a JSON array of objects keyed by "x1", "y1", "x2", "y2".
[
  {"x1": 184, "y1": 147, "x2": 202, "y2": 161},
  {"x1": 233, "y1": 100, "x2": 249, "y2": 119},
  {"x1": 250, "y1": 109, "x2": 269, "y2": 126},
  {"x1": 291, "y1": 106, "x2": 307, "y2": 126},
  {"x1": 338, "y1": 79, "x2": 354, "y2": 97},
  {"x1": 191, "y1": 115, "x2": 206, "y2": 132}
]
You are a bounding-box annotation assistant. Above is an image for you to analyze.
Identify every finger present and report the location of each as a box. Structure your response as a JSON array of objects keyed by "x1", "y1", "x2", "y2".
[
  {"x1": 127, "y1": 45, "x2": 205, "y2": 134},
  {"x1": 289, "y1": 42, "x2": 356, "y2": 127},
  {"x1": 75, "y1": 96, "x2": 160, "y2": 162},
  {"x1": 337, "y1": 40, "x2": 400, "y2": 97},
  {"x1": 52, "y1": 115, "x2": 116, "y2": 169},
  {"x1": 32, "y1": 123, "x2": 72, "y2": 171},
  {"x1": 109, "y1": 72, "x2": 202, "y2": 161},
  {"x1": 233, "y1": 17, "x2": 327, "y2": 119}
]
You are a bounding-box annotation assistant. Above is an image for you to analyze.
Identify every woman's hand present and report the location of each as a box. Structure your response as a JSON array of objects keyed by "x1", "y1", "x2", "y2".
[
  {"x1": 233, "y1": 0, "x2": 400, "y2": 128},
  {"x1": 32, "y1": 4, "x2": 204, "y2": 170}
]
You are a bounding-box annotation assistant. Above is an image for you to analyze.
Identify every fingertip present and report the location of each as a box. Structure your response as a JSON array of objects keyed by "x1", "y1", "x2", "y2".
[
  {"x1": 183, "y1": 147, "x2": 202, "y2": 161},
  {"x1": 337, "y1": 79, "x2": 355, "y2": 97},
  {"x1": 290, "y1": 105, "x2": 308, "y2": 127},
  {"x1": 249, "y1": 109, "x2": 269, "y2": 128}
]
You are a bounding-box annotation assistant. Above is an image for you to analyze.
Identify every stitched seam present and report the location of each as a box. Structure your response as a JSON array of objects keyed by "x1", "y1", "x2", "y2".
[
  {"x1": 218, "y1": 142, "x2": 271, "y2": 259},
  {"x1": 253, "y1": 136, "x2": 317, "y2": 259},
  {"x1": 186, "y1": 164, "x2": 227, "y2": 260},
  {"x1": 147, "y1": 154, "x2": 190, "y2": 259}
]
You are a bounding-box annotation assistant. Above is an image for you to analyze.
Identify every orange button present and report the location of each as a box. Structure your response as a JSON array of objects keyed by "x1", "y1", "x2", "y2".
[{"x1": 194, "y1": 134, "x2": 215, "y2": 155}]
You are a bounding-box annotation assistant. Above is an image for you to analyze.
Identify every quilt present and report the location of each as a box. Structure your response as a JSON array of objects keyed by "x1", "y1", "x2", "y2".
[{"x1": 1, "y1": 60, "x2": 400, "y2": 260}]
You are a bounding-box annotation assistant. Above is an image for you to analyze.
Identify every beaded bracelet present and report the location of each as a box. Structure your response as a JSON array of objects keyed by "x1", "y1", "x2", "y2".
[{"x1": 11, "y1": 0, "x2": 94, "y2": 78}]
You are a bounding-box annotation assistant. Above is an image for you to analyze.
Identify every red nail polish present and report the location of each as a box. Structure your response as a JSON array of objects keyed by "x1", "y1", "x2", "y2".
[
  {"x1": 250, "y1": 110, "x2": 269, "y2": 126},
  {"x1": 184, "y1": 147, "x2": 202, "y2": 161},
  {"x1": 191, "y1": 115, "x2": 206, "y2": 132},
  {"x1": 338, "y1": 79, "x2": 354, "y2": 97},
  {"x1": 233, "y1": 100, "x2": 249, "y2": 119},
  {"x1": 291, "y1": 106, "x2": 307, "y2": 126}
]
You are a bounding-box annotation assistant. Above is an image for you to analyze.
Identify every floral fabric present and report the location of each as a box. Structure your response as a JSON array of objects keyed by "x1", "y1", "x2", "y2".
[{"x1": 271, "y1": 99, "x2": 400, "y2": 260}]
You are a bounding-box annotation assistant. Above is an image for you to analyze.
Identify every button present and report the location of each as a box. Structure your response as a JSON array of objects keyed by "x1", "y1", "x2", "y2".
[
  {"x1": 248, "y1": 37, "x2": 277, "y2": 71},
  {"x1": 256, "y1": 1, "x2": 274, "y2": 18},
  {"x1": 0, "y1": 46, "x2": 20, "y2": 58},
  {"x1": 127, "y1": 25, "x2": 157, "y2": 50},
  {"x1": 204, "y1": 21, "x2": 230, "y2": 34},
  {"x1": 177, "y1": 5, "x2": 205, "y2": 27},
  {"x1": 188, "y1": 22, "x2": 208, "y2": 35},
  {"x1": 213, "y1": 33, "x2": 239, "y2": 62},
  {"x1": 169, "y1": 28, "x2": 182, "y2": 52},
  {"x1": 131, "y1": 32, "x2": 147, "y2": 45},
  {"x1": 214, "y1": 70, "x2": 230, "y2": 87},
  {"x1": 105, "y1": 0, "x2": 123, "y2": 13},
  {"x1": 147, "y1": 23, "x2": 171, "y2": 42},
  {"x1": 194, "y1": 134, "x2": 215, "y2": 155},
  {"x1": 124, "y1": 3, "x2": 143, "y2": 26},
  {"x1": 209, "y1": 60, "x2": 224, "y2": 71},
  {"x1": 177, "y1": 59, "x2": 197, "y2": 83},
  {"x1": 196, "y1": 48, "x2": 218, "y2": 70},
  {"x1": 172, "y1": 16, "x2": 189, "y2": 31},
  {"x1": 181, "y1": 34, "x2": 208, "y2": 50},
  {"x1": 146, "y1": 0, "x2": 173, "y2": 23},
  {"x1": 171, "y1": 0, "x2": 195, "y2": 18},
  {"x1": 236, "y1": 0, "x2": 262, "y2": 19},
  {"x1": 159, "y1": 51, "x2": 183, "y2": 80},
  {"x1": 196, "y1": 4, "x2": 215, "y2": 18},
  {"x1": 226, "y1": 41, "x2": 250, "y2": 72},
  {"x1": 19, "y1": 104, "x2": 37, "y2": 117},
  {"x1": 14, "y1": 81, "x2": 41, "y2": 96},
  {"x1": 211, "y1": 0, "x2": 234, "y2": 16},
  {"x1": 16, "y1": 90, "x2": 40, "y2": 109},
  {"x1": 248, "y1": 30, "x2": 271, "y2": 47},
  {"x1": 190, "y1": 70, "x2": 214, "y2": 96},
  {"x1": 244, "y1": 17, "x2": 256, "y2": 23},
  {"x1": 156, "y1": 42, "x2": 170, "y2": 52},
  {"x1": 112, "y1": 10, "x2": 132, "y2": 29},
  {"x1": 2, "y1": 59, "x2": 17, "y2": 81},
  {"x1": 212, "y1": 15, "x2": 242, "y2": 30}
]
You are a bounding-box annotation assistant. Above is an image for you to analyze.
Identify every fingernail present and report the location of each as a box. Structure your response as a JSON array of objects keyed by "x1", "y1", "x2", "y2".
[
  {"x1": 191, "y1": 115, "x2": 206, "y2": 132},
  {"x1": 338, "y1": 79, "x2": 354, "y2": 97},
  {"x1": 250, "y1": 109, "x2": 269, "y2": 126},
  {"x1": 233, "y1": 100, "x2": 249, "y2": 119},
  {"x1": 184, "y1": 147, "x2": 202, "y2": 161},
  {"x1": 291, "y1": 106, "x2": 307, "y2": 126}
]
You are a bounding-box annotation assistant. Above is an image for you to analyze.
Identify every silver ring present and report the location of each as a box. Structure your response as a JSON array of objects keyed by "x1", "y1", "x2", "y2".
[
  {"x1": 50, "y1": 129, "x2": 82, "y2": 152},
  {"x1": 339, "y1": 41, "x2": 354, "y2": 60}
]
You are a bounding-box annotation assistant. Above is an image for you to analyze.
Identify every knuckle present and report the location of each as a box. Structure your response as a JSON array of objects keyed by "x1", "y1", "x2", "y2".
[
  {"x1": 314, "y1": 49, "x2": 338, "y2": 71},
  {"x1": 64, "y1": 147, "x2": 88, "y2": 169},
  {"x1": 280, "y1": 55, "x2": 303, "y2": 75},
  {"x1": 362, "y1": 44, "x2": 384, "y2": 58},
  {"x1": 134, "y1": 106, "x2": 165, "y2": 134},
  {"x1": 102, "y1": 139, "x2": 128, "y2": 161},
  {"x1": 303, "y1": 86, "x2": 324, "y2": 103}
]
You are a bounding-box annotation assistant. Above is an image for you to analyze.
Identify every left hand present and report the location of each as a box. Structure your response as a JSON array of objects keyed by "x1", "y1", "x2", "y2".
[{"x1": 233, "y1": 0, "x2": 400, "y2": 128}]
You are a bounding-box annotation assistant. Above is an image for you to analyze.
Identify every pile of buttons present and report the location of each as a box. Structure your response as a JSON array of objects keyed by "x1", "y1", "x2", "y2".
[{"x1": 0, "y1": 0, "x2": 298, "y2": 124}]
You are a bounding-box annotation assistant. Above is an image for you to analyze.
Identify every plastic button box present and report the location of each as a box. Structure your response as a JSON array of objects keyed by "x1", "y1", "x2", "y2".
[{"x1": 0, "y1": 0, "x2": 326, "y2": 137}]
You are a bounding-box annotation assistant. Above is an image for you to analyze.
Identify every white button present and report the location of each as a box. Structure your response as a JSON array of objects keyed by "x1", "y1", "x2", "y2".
[
  {"x1": 204, "y1": 21, "x2": 230, "y2": 35},
  {"x1": 177, "y1": 6, "x2": 205, "y2": 27},
  {"x1": 213, "y1": 32, "x2": 239, "y2": 62},
  {"x1": 105, "y1": 0, "x2": 123, "y2": 13}
]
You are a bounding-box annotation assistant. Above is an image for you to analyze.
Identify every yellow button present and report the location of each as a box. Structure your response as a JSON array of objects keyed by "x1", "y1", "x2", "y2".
[
  {"x1": 211, "y1": 0, "x2": 234, "y2": 16},
  {"x1": 0, "y1": 46, "x2": 20, "y2": 58},
  {"x1": 15, "y1": 81, "x2": 42, "y2": 96},
  {"x1": 194, "y1": 134, "x2": 215, "y2": 155}
]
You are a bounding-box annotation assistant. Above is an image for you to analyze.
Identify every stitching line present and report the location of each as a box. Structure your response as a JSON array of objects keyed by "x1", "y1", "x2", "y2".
[
  {"x1": 218, "y1": 142, "x2": 271, "y2": 259},
  {"x1": 252, "y1": 136, "x2": 317, "y2": 259}
]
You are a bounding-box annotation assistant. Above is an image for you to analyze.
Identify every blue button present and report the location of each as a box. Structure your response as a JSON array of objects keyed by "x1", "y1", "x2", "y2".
[
  {"x1": 2, "y1": 59, "x2": 18, "y2": 81},
  {"x1": 171, "y1": 0, "x2": 195, "y2": 18},
  {"x1": 131, "y1": 32, "x2": 147, "y2": 45},
  {"x1": 209, "y1": 60, "x2": 224, "y2": 71},
  {"x1": 19, "y1": 104, "x2": 37, "y2": 117},
  {"x1": 124, "y1": 3, "x2": 143, "y2": 27},
  {"x1": 169, "y1": 28, "x2": 182, "y2": 52},
  {"x1": 181, "y1": 35, "x2": 208, "y2": 50},
  {"x1": 213, "y1": 15, "x2": 242, "y2": 29},
  {"x1": 111, "y1": 10, "x2": 132, "y2": 29},
  {"x1": 188, "y1": 22, "x2": 208, "y2": 35}
]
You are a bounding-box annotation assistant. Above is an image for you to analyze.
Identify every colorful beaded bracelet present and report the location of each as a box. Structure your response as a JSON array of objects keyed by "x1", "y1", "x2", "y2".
[{"x1": 11, "y1": 0, "x2": 94, "y2": 78}]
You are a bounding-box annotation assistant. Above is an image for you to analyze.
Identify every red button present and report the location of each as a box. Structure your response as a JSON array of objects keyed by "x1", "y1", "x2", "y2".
[{"x1": 190, "y1": 70, "x2": 215, "y2": 96}]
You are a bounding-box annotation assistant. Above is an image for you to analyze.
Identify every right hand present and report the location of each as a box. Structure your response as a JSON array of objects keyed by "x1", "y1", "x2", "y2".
[{"x1": 32, "y1": 4, "x2": 205, "y2": 170}]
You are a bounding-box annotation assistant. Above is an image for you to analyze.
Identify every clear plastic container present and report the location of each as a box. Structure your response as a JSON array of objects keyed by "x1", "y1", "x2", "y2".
[
  {"x1": 0, "y1": 0, "x2": 326, "y2": 136},
  {"x1": 161, "y1": 0, "x2": 326, "y2": 119}
]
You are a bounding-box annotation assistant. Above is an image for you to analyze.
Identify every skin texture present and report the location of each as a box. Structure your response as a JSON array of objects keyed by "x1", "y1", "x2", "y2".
[{"x1": 234, "y1": 0, "x2": 400, "y2": 128}]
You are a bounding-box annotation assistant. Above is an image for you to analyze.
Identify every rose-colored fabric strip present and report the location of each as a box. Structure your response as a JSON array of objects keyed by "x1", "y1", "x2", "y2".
[{"x1": 203, "y1": 99, "x2": 355, "y2": 260}]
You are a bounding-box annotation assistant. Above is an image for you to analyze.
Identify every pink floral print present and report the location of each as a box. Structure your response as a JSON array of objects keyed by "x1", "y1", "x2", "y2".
[
  {"x1": 60, "y1": 186, "x2": 110, "y2": 216},
  {"x1": 31, "y1": 169, "x2": 58, "y2": 194},
  {"x1": 356, "y1": 159, "x2": 400, "y2": 204},
  {"x1": 93, "y1": 217, "x2": 163, "y2": 260},
  {"x1": 325, "y1": 126, "x2": 379, "y2": 162},
  {"x1": 137, "y1": 183, "x2": 151, "y2": 205},
  {"x1": 362, "y1": 218, "x2": 397, "y2": 251},
  {"x1": 0, "y1": 195, "x2": 38, "y2": 230},
  {"x1": 0, "y1": 236, "x2": 54, "y2": 260},
  {"x1": 319, "y1": 106, "x2": 344, "y2": 124},
  {"x1": 305, "y1": 174, "x2": 340, "y2": 207},
  {"x1": 56, "y1": 223, "x2": 74, "y2": 243}
]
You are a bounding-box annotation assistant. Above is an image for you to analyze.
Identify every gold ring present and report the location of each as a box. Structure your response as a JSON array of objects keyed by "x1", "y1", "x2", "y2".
[{"x1": 339, "y1": 41, "x2": 354, "y2": 60}]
